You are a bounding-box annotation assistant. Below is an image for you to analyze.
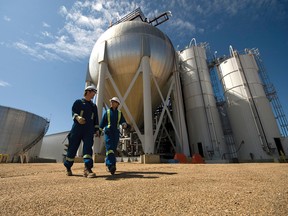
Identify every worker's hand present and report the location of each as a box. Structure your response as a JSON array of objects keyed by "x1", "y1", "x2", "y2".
[
  {"x1": 122, "y1": 123, "x2": 127, "y2": 129},
  {"x1": 94, "y1": 131, "x2": 99, "y2": 137},
  {"x1": 76, "y1": 116, "x2": 86, "y2": 124}
]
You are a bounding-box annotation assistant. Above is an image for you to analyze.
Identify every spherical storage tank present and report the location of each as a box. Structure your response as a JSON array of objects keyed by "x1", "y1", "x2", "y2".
[
  {"x1": 0, "y1": 105, "x2": 49, "y2": 162},
  {"x1": 89, "y1": 21, "x2": 175, "y2": 127}
]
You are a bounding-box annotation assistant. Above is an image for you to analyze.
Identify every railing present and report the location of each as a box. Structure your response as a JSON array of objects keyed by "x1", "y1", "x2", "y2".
[
  {"x1": 247, "y1": 48, "x2": 288, "y2": 137},
  {"x1": 110, "y1": 7, "x2": 145, "y2": 27},
  {"x1": 110, "y1": 7, "x2": 171, "y2": 28},
  {"x1": 16, "y1": 119, "x2": 50, "y2": 155}
]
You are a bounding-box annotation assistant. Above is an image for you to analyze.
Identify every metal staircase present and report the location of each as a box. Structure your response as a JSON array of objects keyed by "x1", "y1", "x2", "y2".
[
  {"x1": 245, "y1": 48, "x2": 288, "y2": 137},
  {"x1": 205, "y1": 43, "x2": 238, "y2": 160},
  {"x1": 16, "y1": 119, "x2": 50, "y2": 162}
]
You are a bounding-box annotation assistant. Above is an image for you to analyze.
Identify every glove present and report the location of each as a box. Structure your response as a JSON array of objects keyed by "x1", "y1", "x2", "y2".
[{"x1": 76, "y1": 116, "x2": 86, "y2": 124}]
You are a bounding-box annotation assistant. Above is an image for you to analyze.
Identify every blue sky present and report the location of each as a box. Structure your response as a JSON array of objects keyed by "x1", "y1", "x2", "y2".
[{"x1": 0, "y1": 0, "x2": 287, "y2": 135}]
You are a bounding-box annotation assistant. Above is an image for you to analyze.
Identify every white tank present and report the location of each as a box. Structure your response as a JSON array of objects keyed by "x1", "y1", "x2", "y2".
[
  {"x1": 89, "y1": 21, "x2": 175, "y2": 127},
  {"x1": 0, "y1": 105, "x2": 49, "y2": 162},
  {"x1": 179, "y1": 46, "x2": 226, "y2": 160},
  {"x1": 218, "y1": 51, "x2": 281, "y2": 161}
]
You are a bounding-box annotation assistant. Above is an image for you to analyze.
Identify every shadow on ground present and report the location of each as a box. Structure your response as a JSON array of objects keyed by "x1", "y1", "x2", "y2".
[{"x1": 102, "y1": 171, "x2": 178, "y2": 180}]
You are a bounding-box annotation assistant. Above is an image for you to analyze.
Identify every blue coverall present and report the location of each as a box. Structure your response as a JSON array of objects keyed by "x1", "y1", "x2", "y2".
[
  {"x1": 64, "y1": 99, "x2": 99, "y2": 170},
  {"x1": 99, "y1": 107, "x2": 126, "y2": 169}
]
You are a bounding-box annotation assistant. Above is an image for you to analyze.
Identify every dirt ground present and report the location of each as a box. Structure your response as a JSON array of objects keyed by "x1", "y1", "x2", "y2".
[{"x1": 0, "y1": 162, "x2": 287, "y2": 216}]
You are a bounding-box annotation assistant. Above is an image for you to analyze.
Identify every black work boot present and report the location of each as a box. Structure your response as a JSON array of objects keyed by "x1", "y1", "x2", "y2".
[
  {"x1": 66, "y1": 168, "x2": 73, "y2": 176},
  {"x1": 109, "y1": 165, "x2": 116, "y2": 175}
]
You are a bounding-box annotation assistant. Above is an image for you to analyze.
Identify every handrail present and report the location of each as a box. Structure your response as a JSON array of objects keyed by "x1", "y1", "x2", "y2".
[{"x1": 17, "y1": 119, "x2": 50, "y2": 154}]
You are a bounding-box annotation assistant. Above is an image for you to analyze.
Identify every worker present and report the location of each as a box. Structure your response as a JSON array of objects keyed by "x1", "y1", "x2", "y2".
[
  {"x1": 64, "y1": 86, "x2": 99, "y2": 178},
  {"x1": 100, "y1": 97, "x2": 127, "y2": 175}
]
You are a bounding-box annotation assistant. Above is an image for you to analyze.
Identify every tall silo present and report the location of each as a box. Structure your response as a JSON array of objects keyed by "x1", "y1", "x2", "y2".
[
  {"x1": 217, "y1": 47, "x2": 281, "y2": 161},
  {"x1": 0, "y1": 105, "x2": 49, "y2": 162},
  {"x1": 179, "y1": 43, "x2": 227, "y2": 160}
]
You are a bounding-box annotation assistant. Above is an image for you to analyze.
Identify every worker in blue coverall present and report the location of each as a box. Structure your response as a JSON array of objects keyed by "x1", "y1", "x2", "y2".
[
  {"x1": 100, "y1": 97, "x2": 127, "y2": 175},
  {"x1": 64, "y1": 86, "x2": 99, "y2": 178}
]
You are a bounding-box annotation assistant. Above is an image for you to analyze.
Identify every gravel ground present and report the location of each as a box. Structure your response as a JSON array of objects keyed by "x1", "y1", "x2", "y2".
[{"x1": 0, "y1": 162, "x2": 288, "y2": 216}]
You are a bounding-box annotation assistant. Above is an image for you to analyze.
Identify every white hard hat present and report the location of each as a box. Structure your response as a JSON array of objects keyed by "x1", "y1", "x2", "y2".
[
  {"x1": 110, "y1": 97, "x2": 120, "y2": 104},
  {"x1": 85, "y1": 86, "x2": 97, "y2": 93}
]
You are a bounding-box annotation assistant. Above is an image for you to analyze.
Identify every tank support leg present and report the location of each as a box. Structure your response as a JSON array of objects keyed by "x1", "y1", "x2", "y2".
[{"x1": 141, "y1": 56, "x2": 154, "y2": 154}]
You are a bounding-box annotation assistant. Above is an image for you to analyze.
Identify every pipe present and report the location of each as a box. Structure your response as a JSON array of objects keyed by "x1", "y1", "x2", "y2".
[{"x1": 189, "y1": 38, "x2": 197, "y2": 48}]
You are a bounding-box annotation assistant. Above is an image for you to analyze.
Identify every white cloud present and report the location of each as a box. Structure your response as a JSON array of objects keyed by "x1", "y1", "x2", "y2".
[
  {"x1": 41, "y1": 31, "x2": 53, "y2": 38},
  {"x1": 14, "y1": 42, "x2": 39, "y2": 56},
  {"x1": 59, "y1": 5, "x2": 68, "y2": 16},
  {"x1": 10, "y1": 0, "x2": 287, "y2": 62},
  {"x1": 3, "y1": 16, "x2": 11, "y2": 22},
  {"x1": 13, "y1": 41, "x2": 64, "y2": 61},
  {"x1": 171, "y1": 18, "x2": 196, "y2": 33},
  {"x1": 92, "y1": 2, "x2": 103, "y2": 11},
  {"x1": 0, "y1": 80, "x2": 10, "y2": 87},
  {"x1": 43, "y1": 22, "x2": 50, "y2": 28}
]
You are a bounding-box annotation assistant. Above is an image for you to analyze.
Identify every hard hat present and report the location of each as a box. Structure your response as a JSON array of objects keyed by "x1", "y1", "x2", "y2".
[
  {"x1": 85, "y1": 86, "x2": 97, "y2": 93},
  {"x1": 110, "y1": 97, "x2": 120, "y2": 104}
]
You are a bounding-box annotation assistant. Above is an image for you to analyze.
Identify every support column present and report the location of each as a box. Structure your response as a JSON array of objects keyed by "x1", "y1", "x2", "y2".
[
  {"x1": 94, "y1": 61, "x2": 107, "y2": 156},
  {"x1": 172, "y1": 71, "x2": 191, "y2": 156},
  {"x1": 141, "y1": 56, "x2": 154, "y2": 154}
]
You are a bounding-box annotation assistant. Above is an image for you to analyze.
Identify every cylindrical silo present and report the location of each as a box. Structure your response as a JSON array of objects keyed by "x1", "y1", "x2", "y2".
[
  {"x1": 217, "y1": 48, "x2": 281, "y2": 161},
  {"x1": 179, "y1": 45, "x2": 226, "y2": 160}
]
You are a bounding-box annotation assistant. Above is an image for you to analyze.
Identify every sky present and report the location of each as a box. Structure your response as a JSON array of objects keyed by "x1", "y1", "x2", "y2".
[{"x1": 0, "y1": 0, "x2": 288, "y2": 135}]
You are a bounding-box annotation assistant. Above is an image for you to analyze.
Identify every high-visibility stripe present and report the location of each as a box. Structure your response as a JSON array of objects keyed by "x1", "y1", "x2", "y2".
[
  {"x1": 80, "y1": 110, "x2": 84, "y2": 117},
  {"x1": 66, "y1": 157, "x2": 74, "y2": 162},
  {"x1": 91, "y1": 113, "x2": 94, "y2": 120},
  {"x1": 106, "y1": 150, "x2": 114, "y2": 156},
  {"x1": 117, "y1": 111, "x2": 121, "y2": 128},
  {"x1": 83, "y1": 154, "x2": 92, "y2": 159},
  {"x1": 107, "y1": 109, "x2": 121, "y2": 129},
  {"x1": 107, "y1": 109, "x2": 111, "y2": 128}
]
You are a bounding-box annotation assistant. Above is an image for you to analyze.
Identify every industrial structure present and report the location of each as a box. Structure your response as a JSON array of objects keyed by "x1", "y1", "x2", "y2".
[
  {"x1": 86, "y1": 8, "x2": 288, "y2": 163},
  {"x1": 0, "y1": 105, "x2": 49, "y2": 163},
  {"x1": 2, "y1": 8, "x2": 287, "y2": 163}
]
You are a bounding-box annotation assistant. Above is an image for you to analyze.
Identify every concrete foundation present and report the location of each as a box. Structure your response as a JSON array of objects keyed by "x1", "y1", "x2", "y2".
[{"x1": 140, "y1": 154, "x2": 160, "y2": 164}]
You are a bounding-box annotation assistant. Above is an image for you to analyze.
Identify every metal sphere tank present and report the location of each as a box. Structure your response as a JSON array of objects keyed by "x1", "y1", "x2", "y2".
[{"x1": 89, "y1": 21, "x2": 175, "y2": 127}]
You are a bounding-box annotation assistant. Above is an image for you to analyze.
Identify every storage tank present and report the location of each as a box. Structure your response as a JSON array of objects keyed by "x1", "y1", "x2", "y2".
[
  {"x1": 0, "y1": 105, "x2": 49, "y2": 162},
  {"x1": 88, "y1": 21, "x2": 175, "y2": 128},
  {"x1": 40, "y1": 131, "x2": 69, "y2": 162},
  {"x1": 179, "y1": 45, "x2": 226, "y2": 160},
  {"x1": 217, "y1": 48, "x2": 281, "y2": 161}
]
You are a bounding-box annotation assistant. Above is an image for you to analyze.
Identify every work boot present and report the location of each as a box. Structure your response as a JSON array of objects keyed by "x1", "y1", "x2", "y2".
[
  {"x1": 66, "y1": 168, "x2": 73, "y2": 176},
  {"x1": 109, "y1": 165, "x2": 116, "y2": 175},
  {"x1": 83, "y1": 168, "x2": 96, "y2": 178}
]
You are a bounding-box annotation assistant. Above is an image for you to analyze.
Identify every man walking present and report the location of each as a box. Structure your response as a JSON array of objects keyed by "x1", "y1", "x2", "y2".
[
  {"x1": 100, "y1": 97, "x2": 127, "y2": 175},
  {"x1": 64, "y1": 86, "x2": 99, "y2": 178}
]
